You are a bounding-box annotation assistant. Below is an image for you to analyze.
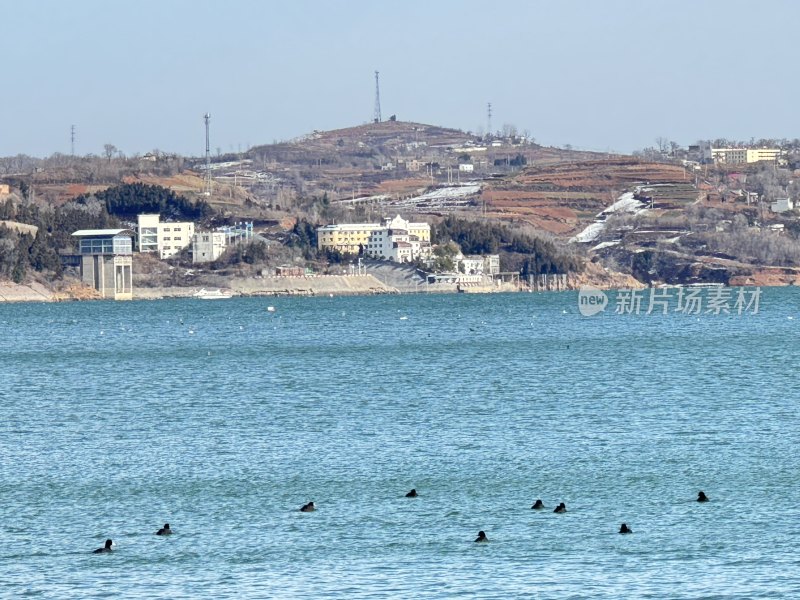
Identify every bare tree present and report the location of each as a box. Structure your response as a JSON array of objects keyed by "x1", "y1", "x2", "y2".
[
  {"x1": 103, "y1": 144, "x2": 117, "y2": 163},
  {"x1": 502, "y1": 123, "x2": 518, "y2": 139}
]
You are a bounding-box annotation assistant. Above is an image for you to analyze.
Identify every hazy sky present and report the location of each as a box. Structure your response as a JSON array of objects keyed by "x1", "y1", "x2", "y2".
[{"x1": 2, "y1": 0, "x2": 798, "y2": 158}]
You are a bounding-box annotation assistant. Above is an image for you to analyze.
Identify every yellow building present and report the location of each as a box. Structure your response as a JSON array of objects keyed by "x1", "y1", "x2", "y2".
[
  {"x1": 711, "y1": 147, "x2": 783, "y2": 164},
  {"x1": 317, "y1": 215, "x2": 431, "y2": 255},
  {"x1": 746, "y1": 148, "x2": 782, "y2": 163},
  {"x1": 316, "y1": 223, "x2": 382, "y2": 254}
]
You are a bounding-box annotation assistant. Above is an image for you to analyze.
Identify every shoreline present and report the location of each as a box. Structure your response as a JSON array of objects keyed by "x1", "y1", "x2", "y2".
[
  {"x1": 0, "y1": 274, "x2": 566, "y2": 304},
  {"x1": 9, "y1": 261, "x2": 794, "y2": 304}
]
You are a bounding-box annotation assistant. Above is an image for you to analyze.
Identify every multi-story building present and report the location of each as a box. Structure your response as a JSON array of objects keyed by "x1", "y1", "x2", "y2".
[
  {"x1": 317, "y1": 215, "x2": 431, "y2": 263},
  {"x1": 453, "y1": 253, "x2": 500, "y2": 276},
  {"x1": 190, "y1": 222, "x2": 253, "y2": 263},
  {"x1": 192, "y1": 231, "x2": 227, "y2": 263},
  {"x1": 746, "y1": 148, "x2": 783, "y2": 163},
  {"x1": 483, "y1": 254, "x2": 500, "y2": 276},
  {"x1": 316, "y1": 222, "x2": 382, "y2": 255},
  {"x1": 710, "y1": 148, "x2": 748, "y2": 164},
  {"x1": 137, "y1": 214, "x2": 195, "y2": 259},
  {"x1": 709, "y1": 146, "x2": 783, "y2": 165}
]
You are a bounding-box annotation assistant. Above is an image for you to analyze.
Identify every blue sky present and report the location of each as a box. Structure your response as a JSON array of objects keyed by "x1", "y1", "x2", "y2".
[{"x1": 1, "y1": 0, "x2": 798, "y2": 157}]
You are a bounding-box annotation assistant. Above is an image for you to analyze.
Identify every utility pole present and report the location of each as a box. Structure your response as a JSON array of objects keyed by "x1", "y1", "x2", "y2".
[
  {"x1": 374, "y1": 71, "x2": 382, "y2": 123},
  {"x1": 204, "y1": 113, "x2": 212, "y2": 196}
]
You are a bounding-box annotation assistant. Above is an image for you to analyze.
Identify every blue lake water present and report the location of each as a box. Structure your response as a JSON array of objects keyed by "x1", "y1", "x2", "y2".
[{"x1": 1, "y1": 289, "x2": 799, "y2": 598}]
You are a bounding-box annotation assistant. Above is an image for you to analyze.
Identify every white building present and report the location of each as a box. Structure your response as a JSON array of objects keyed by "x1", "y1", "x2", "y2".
[
  {"x1": 771, "y1": 198, "x2": 794, "y2": 213},
  {"x1": 137, "y1": 214, "x2": 195, "y2": 259},
  {"x1": 458, "y1": 163, "x2": 474, "y2": 173},
  {"x1": 710, "y1": 146, "x2": 784, "y2": 165},
  {"x1": 319, "y1": 215, "x2": 431, "y2": 263},
  {"x1": 364, "y1": 215, "x2": 431, "y2": 263},
  {"x1": 484, "y1": 254, "x2": 500, "y2": 275},
  {"x1": 454, "y1": 253, "x2": 500, "y2": 275},
  {"x1": 192, "y1": 231, "x2": 227, "y2": 263},
  {"x1": 457, "y1": 255, "x2": 485, "y2": 275}
]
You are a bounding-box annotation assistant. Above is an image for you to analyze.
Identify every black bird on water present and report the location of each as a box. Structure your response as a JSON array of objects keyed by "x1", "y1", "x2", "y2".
[
  {"x1": 697, "y1": 491, "x2": 709, "y2": 503},
  {"x1": 93, "y1": 539, "x2": 113, "y2": 554},
  {"x1": 553, "y1": 502, "x2": 567, "y2": 513},
  {"x1": 531, "y1": 499, "x2": 544, "y2": 510},
  {"x1": 300, "y1": 502, "x2": 316, "y2": 512},
  {"x1": 619, "y1": 523, "x2": 633, "y2": 534},
  {"x1": 475, "y1": 530, "x2": 488, "y2": 543},
  {"x1": 156, "y1": 523, "x2": 172, "y2": 535},
  {"x1": 405, "y1": 489, "x2": 418, "y2": 498}
]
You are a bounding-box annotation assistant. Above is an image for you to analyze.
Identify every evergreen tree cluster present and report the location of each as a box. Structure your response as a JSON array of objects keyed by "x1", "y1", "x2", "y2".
[
  {"x1": 286, "y1": 218, "x2": 319, "y2": 260},
  {"x1": 432, "y1": 215, "x2": 581, "y2": 275},
  {"x1": 0, "y1": 196, "x2": 120, "y2": 282},
  {"x1": 76, "y1": 182, "x2": 213, "y2": 221}
]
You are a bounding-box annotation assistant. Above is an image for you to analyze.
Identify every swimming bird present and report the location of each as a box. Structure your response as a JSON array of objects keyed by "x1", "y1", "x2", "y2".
[
  {"x1": 405, "y1": 489, "x2": 418, "y2": 498},
  {"x1": 531, "y1": 499, "x2": 544, "y2": 510},
  {"x1": 156, "y1": 523, "x2": 172, "y2": 535},
  {"x1": 554, "y1": 502, "x2": 567, "y2": 513},
  {"x1": 697, "y1": 491, "x2": 709, "y2": 502},
  {"x1": 300, "y1": 501, "x2": 316, "y2": 512},
  {"x1": 475, "y1": 530, "x2": 488, "y2": 543},
  {"x1": 93, "y1": 539, "x2": 113, "y2": 554},
  {"x1": 619, "y1": 523, "x2": 632, "y2": 534}
]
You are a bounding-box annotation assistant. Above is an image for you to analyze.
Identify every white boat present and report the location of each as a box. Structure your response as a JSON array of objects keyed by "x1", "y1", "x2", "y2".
[{"x1": 193, "y1": 288, "x2": 232, "y2": 300}]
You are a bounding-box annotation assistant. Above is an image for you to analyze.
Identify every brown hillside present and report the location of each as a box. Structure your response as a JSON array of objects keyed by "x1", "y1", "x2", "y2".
[{"x1": 482, "y1": 158, "x2": 692, "y2": 235}]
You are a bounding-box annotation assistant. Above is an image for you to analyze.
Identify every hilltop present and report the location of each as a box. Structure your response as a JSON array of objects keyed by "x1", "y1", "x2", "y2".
[{"x1": 4, "y1": 119, "x2": 800, "y2": 294}]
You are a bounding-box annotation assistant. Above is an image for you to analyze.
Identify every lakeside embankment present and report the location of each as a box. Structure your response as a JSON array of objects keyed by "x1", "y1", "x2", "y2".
[{"x1": 0, "y1": 265, "x2": 640, "y2": 303}]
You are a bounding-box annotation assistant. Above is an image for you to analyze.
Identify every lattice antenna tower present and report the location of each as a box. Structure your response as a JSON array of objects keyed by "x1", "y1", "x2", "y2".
[
  {"x1": 487, "y1": 102, "x2": 492, "y2": 137},
  {"x1": 70, "y1": 124, "x2": 75, "y2": 156},
  {"x1": 203, "y1": 113, "x2": 212, "y2": 196},
  {"x1": 374, "y1": 71, "x2": 382, "y2": 123}
]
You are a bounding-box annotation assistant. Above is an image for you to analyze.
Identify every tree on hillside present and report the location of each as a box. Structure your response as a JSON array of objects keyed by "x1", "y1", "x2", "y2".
[
  {"x1": 433, "y1": 216, "x2": 581, "y2": 275},
  {"x1": 103, "y1": 144, "x2": 117, "y2": 163},
  {"x1": 286, "y1": 218, "x2": 319, "y2": 260}
]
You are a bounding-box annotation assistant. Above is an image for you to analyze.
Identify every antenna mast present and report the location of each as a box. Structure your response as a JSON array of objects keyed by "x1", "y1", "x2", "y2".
[
  {"x1": 487, "y1": 102, "x2": 492, "y2": 137},
  {"x1": 203, "y1": 113, "x2": 212, "y2": 196},
  {"x1": 70, "y1": 124, "x2": 75, "y2": 156},
  {"x1": 374, "y1": 71, "x2": 382, "y2": 123}
]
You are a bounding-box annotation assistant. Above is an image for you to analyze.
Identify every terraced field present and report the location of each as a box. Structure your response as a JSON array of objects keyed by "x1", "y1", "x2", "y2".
[{"x1": 482, "y1": 158, "x2": 694, "y2": 236}]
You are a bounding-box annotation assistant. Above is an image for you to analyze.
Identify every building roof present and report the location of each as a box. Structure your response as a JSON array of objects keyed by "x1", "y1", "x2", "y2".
[
  {"x1": 317, "y1": 223, "x2": 382, "y2": 232},
  {"x1": 72, "y1": 229, "x2": 135, "y2": 237}
]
